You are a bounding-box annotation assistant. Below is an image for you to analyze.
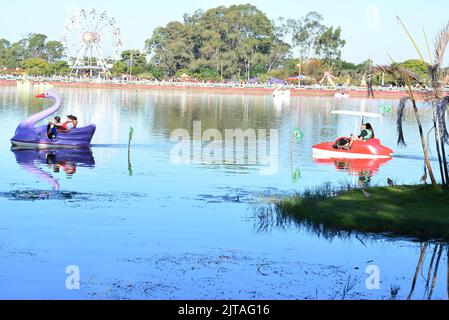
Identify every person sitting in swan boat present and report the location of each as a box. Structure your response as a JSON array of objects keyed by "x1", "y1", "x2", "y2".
[
  {"x1": 47, "y1": 116, "x2": 62, "y2": 139},
  {"x1": 58, "y1": 115, "x2": 78, "y2": 133},
  {"x1": 47, "y1": 115, "x2": 78, "y2": 139}
]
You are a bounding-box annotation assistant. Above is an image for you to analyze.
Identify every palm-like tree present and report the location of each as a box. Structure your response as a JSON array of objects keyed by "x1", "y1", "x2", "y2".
[{"x1": 371, "y1": 19, "x2": 449, "y2": 186}]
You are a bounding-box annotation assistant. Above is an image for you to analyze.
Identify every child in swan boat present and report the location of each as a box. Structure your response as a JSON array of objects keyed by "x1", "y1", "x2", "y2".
[
  {"x1": 47, "y1": 115, "x2": 78, "y2": 139},
  {"x1": 47, "y1": 116, "x2": 62, "y2": 139}
]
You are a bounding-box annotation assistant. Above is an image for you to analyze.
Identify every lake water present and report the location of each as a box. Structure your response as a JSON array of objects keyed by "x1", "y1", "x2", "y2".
[{"x1": 0, "y1": 85, "x2": 447, "y2": 300}]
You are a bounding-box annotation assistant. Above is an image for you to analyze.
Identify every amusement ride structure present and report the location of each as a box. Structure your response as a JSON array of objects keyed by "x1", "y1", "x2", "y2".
[{"x1": 62, "y1": 8, "x2": 122, "y2": 76}]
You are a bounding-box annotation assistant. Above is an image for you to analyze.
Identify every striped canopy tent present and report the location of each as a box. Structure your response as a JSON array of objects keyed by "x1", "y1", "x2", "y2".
[{"x1": 287, "y1": 75, "x2": 306, "y2": 82}]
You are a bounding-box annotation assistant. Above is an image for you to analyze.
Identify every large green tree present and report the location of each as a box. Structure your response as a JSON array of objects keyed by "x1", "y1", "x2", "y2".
[
  {"x1": 22, "y1": 57, "x2": 50, "y2": 75},
  {"x1": 292, "y1": 12, "x2": 326, "y2": 60},
  {"x1": 28, "y1": 34, "x2": 48, "y2": 59},
  {"x1": 0, "y1": 34, "x2": 66, "y2": 69},
  {"x1": 146, "y1": 21, "x2": 195, "y2": 76},
  {"x1": 145, "y1": 4, "x2": 289, "y2": 80},
  {"x1": 46, "y1": 41, "x2": 64, "y2": 63},
  {"x1": 314, "y1": 26, "x2": 346, "y2": 64},
  {"x1": 121, "y1": 50, "x2": 148, "y2": 75}
]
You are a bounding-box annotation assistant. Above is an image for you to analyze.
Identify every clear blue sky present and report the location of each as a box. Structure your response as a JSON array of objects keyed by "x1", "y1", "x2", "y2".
[{"x1": 1, "y1": 0, "x2": 448, "y2": 64}]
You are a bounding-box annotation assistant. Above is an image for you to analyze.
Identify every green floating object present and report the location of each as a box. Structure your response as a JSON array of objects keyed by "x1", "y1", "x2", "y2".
[
  {"x1": 380, "y1": 104, "x2": 392, "y2": 114},
  {"x1": 129, "y1": 127, "x2": 135, "y2": 141},
  {"x1": 292, "y1": 169, "x2": 301, "y2": 184},
  {"x1": 293, "y1": 128, "x2": 304, "y2": 142}
]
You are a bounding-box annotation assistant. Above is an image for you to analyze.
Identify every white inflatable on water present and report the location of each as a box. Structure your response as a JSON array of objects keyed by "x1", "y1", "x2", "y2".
[
  {"x1": 272, "y1": 87, "x2": 291, "y2": 104},
  {"x1": 334, "y1": 92, "x2": 350, "y2": 98}
]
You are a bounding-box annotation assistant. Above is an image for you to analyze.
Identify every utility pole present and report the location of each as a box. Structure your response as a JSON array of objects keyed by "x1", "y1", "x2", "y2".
[{"x1": 130, "y1": 50, "x2": 134, "y2": 77}]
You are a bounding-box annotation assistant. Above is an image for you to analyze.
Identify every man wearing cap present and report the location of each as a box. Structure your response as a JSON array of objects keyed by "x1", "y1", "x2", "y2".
[{"x1": 58, "y1": 115, "x2": 78, "y2": 133}]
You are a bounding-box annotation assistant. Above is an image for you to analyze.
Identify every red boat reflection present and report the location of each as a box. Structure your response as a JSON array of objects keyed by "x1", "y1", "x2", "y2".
[
  {"x1": 313, "y1": 157, "x2": 392, "y2": 188},
  {"x1": 314, "y1": 157, "x2": 392, "y2": 176}
]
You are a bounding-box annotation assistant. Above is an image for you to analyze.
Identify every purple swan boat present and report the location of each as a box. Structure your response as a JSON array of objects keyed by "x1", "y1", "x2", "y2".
[{"x1": 11, "y1": 91, "x2": 96, "y2": 148}]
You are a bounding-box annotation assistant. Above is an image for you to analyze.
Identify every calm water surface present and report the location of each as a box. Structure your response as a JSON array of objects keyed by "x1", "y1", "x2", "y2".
[{"x1": 0, "y1": 86, "x2": 447, "y2": 300}]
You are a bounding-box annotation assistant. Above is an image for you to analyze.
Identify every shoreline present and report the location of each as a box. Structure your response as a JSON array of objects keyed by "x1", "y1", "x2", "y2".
[
  {"x1": 276, "y1": 185, "x2": 449, "y2": 241},
  {"x1": 1, "y1": 79, "x2": 426, "y2": 99}
]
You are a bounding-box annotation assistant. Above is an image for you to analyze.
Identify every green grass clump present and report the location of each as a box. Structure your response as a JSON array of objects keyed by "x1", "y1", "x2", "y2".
[{"x1": 276, "y1": 185, "x2": 449, "y2": 241}]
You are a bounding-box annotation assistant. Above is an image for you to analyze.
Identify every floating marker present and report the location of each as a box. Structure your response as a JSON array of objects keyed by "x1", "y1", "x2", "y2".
[
  {"x1": 293, "y1": 128, "x2": 304, "y2": 142},
  {"x1": 128, "y1": 127, "x2": 134, "y2": 176},
  {"x1": 292, "y1": 169, "x2": 301, "y2": 183},
  {"x1": 380, "y1": 104, "x2": 392, "y2": 114}
]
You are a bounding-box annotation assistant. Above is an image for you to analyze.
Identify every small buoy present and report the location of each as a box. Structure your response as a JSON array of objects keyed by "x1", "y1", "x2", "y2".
[
  {"x1": 380, "y1": 104, "x2": 392, "y2": 114},
  {"x1": 293, "y1": 128, "x2": 304, "y2": 142}
]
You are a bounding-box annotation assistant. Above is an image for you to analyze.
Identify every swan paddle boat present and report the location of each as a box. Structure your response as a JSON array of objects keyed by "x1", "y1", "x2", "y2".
[
  {"x1": 11, "y1": 91, "x2": 96, "y2": 149},
  {"x1": 312, "y1": 110, "x2": 394, "y2": 159}
]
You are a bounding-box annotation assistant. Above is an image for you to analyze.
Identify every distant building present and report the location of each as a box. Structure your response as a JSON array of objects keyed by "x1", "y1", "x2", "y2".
[{"x1": 0, "y1": 67, "x2": 26, "y2": 75}]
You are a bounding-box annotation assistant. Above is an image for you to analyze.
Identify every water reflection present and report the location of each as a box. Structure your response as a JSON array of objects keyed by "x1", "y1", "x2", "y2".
[
  {"x1": 253, "y1": 206, "x2": 449, "y2": 300},
  {"x1": 313, "y1": 157, "x2": 392, "y2": 187},
  {"x1": 407, "y1": 243, "x2": 449, "y2": 300},
  {"x1": 11, "y1": 148, "x2": 95, "y2": 191}
]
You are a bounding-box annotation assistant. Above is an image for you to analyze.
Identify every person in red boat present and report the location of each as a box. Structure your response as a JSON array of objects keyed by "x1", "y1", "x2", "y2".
[
  {"x1": 334, "y1": 123, "x2": 375, "y2": 150},
  {"x1": 347, "y1": 124, "x2": 374, "y2": 149},
  {"x1": 365, "y1": 123, "x2": 375, "y2": 139}
]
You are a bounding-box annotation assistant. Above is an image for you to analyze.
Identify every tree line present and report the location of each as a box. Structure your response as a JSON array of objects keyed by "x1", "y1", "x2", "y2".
[
  {"x1": 144, "y1": 5, "x2": 347, "y2": 81},
  {"x1": 0, "y1": 4, "x2": 436, "y2": 85},
  {"x1": 0, "y1": 33, "x2": 69, "y2": 75}
]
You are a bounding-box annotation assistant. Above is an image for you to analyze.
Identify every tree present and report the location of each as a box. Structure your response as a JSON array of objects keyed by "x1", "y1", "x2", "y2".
[
  {"x1": 397, "y1": 59, "x2": 430, "y2": 84},
  {"x1": 48, "y1": 61, "x2": 70, "y2": 75},
  {"x1": 10, "y1": 40, "x2": 28, "y2": 65},
  {"x1": 0, "y1": 39, "x2": 11, "y2": 50},
  {"x1": 27, "y1": 34, "x2": 48, "y2": 59},
  {"x1": 145, "y1": 4, "x2": 288, "y2": 80},
  {"x1": 0, "y1": 39, "x2": 14, "y2": 68},
  {"x1": 369, "y1": 18, "x2": 449, "y2": 186},
  {"x1": 0, "y1": 35, "x2": 66, "y2": 69},
  {"x1": 112, "y1": 60, "x2": 127, "y2": 76},
  {"x1": 120, "y1": 50, "x2": 148, "y2": 75},
  {"x1": 268, "y1": 18, "x2": 294, "y2": 72},
  {"x1": 146, "y1": 21, "x2": 194, "y2": 76},
  {"x1": 315, "y1": 26, "x2": 346, "y2": 64},
  {"x1": 22, "y1": 57, "x2": 49, "y2": 75},
  {"x1": 292, "y1": 12, "x2": 326, "y2": 60},
  {"x1": 148, "y1": 64, "x2": 166, "y2": 80},
  {"x1": 46, "y1": 41, "x2": 64, "y2": 63}
]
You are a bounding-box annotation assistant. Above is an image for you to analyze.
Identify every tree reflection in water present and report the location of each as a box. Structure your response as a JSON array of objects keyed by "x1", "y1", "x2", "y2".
[{"x1": 252, "y1": 204, "x2": 449, "y2": 300}]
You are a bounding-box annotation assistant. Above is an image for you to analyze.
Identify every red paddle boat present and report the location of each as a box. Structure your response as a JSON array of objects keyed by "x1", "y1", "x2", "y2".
[{"x1": 312, "y1": 111, "x2": 394, "y2": 159}]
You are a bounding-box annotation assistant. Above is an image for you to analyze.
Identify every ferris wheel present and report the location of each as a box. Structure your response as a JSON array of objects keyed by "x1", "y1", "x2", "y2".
[{"x1": 62, "y1": 8, "x2": 123, "y2": 75}]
